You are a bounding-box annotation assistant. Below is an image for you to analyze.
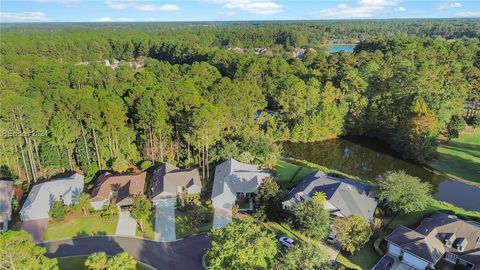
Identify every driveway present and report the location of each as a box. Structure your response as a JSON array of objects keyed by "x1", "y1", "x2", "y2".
[
  {"x1": 39, "y1": 234, "x2": 211, "y2": 270},
  {"x1": 116, "y1": 211, "x2": 137, "y2": 236},
  {"x1": 154, "y1": 205, "x2": 176, "y2": 242},
  {"x1": 20, "y1": 218, "x2": 49, "y2": 243},
  {"x1": 213, "y1": 207, "x2": 232, "y2": 229}
]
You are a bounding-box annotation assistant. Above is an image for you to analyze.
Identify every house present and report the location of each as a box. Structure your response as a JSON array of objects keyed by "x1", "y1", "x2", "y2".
[
  {"x1": 0, "y1": 180, "x2": 14, "y2": 231},
  {"x1": 381, "y1": 212, "x2": 480, "y2": 270},
  {"x1": 282, "y1": 170, "x2": 377, "y2": 221},
  {"x1": 150, "y1": 163, "x2": 201, "y2": 207},
  {"x1": 211, "y1": 158, "x2": 272, "y2": 228},
  {"x1": 20, "y1": 173, "x2": 84, "y2": 221},
  {"x1": 90, "y1": 172, "x2": 146, "y2": 210}
]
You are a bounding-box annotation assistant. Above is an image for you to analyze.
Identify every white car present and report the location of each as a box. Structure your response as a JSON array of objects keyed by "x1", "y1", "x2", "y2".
[{"x1": 279, "y1": 236, "x2": 295, "y2": 248}]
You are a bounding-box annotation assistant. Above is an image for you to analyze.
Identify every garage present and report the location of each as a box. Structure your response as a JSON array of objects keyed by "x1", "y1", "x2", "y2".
[{"x1": 403, "y1": 253, "x2": 429, "y2": 270}]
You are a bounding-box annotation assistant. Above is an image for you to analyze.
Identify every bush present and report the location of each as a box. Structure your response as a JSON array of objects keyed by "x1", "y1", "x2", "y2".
[
  {"x1": 49, "y1": 201, "x2": 69, "y2": 221},
  {"x1": 140, "y1": 160, "x2": 153, "y2": 170}
]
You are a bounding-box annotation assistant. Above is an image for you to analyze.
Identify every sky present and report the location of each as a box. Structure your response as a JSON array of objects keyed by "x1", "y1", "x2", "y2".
[{"x1": 0, "y1": 0, "x2": 479, "y2": 23}]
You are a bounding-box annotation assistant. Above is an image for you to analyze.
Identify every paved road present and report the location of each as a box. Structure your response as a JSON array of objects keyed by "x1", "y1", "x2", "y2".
[
  {"x1": 39, "y1": 234, "x2": 211, "y2": 270},
  {"x1": 154, "y1": 205, "x2": 176, "y2": 242}
]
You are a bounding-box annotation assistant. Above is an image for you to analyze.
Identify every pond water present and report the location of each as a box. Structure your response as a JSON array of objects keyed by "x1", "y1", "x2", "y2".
[
  {"x1": 328, "y1": 44, "x2": 356, "y2": 53},
  {"x1": 283, "y1": 136, "x2": 480, "y2": 211}
]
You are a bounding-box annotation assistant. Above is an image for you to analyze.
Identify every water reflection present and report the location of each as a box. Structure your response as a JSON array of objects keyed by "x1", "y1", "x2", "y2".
[{"x1": 283, "y1": 136, "x2": 480, "y2": 211}]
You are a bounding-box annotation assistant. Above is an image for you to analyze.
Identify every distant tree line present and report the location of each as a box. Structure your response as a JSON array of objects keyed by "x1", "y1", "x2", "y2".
[{"x1": 0, "y1": 21, "x2": 479, "y2": 183}]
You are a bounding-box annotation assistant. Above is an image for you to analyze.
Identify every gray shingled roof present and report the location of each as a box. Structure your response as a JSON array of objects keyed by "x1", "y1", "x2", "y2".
[
  {"x1": 151, "y1": 163, "x2": 201, "y2": 200},
  {"x1": 0, "y1": 180, "x2": 14, "y2": 222},
  {"x1": 385, "y1": 212, "x2": 480, "y2": 266},
  {"x1": 283, "y1": 170, "x2": 377, "y2": 221},
  {"x1": 211, "y1": 159, "x2": 271, "y2": 209}
]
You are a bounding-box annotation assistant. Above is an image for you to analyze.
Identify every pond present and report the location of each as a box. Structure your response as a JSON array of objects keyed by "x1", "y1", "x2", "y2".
[
  {"x1": 328, "y1": 44, "x2": 356, "y2": 53},
  {"x1": 283, "y1": 136, "x2": 480, "y2": 211}
]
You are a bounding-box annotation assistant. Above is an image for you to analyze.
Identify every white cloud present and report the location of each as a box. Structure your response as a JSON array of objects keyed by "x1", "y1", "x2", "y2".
[
  {"x1": 92, "y1": 16, "x2": 134, "y2": 22},
  {"x1": 310, "y1": 0, "x2": 405, "y2": 19},
  {"x1": 449, "y1": 2, "x2": 462, "y2": 8},
  {"x1": 135, "y1": 4, "x2": 179, "y2": 12},
  {"x1": 455, "y1": 11, "x2": 480, "y2": 17},
  {"x1": 208, "y1": 0, "x2": 283, "y2": 15},
  {"x1": 144, "y1": 17, "x2": 155, "y2": 21},
  {"x1": 105, "y1": 0, "x2": 135, "y2": 10},
  {"x1": 105, "y1": 0, "x2": 179, "y2": 12},
  {"x1": 0, "y1": 12, "x2": 48, "y2": 22}
]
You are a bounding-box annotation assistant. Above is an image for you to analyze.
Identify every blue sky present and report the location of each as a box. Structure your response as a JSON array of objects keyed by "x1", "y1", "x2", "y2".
[{"x1": 0, "y1": 0, "x2": 479, "y2": 22}]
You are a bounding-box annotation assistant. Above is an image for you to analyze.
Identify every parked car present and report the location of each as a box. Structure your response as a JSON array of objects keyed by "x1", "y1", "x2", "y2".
[
  {"x1": 326, "y1": 232, "x2": 337, "y2": 244},
  {"x1": 278, "y1": 236, "x2": 295, "y2": 248}
]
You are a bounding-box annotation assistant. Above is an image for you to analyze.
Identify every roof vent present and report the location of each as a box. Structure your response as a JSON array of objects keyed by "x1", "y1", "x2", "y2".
[{"x1": 448, "y1": 215, "x2": 458, "y2": 219}]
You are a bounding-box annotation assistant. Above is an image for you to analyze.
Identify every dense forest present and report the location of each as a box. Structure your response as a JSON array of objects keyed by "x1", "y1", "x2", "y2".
[{"x1": 0, "y1": 20, "x2": 479, "y2": 184}]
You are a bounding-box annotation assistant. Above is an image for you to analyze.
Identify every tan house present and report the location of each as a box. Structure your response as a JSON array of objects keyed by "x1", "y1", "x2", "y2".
[{"x1": 90, "y1": 172, "x2": 146, "y2": 210}]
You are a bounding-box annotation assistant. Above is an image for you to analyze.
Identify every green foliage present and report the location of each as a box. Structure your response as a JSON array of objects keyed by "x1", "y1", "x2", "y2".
[
  {"x1": 332, "y1": 215, "x2": 373, "y2": 255},
  {"x1": 85, "y1": 252, "x2": 108, "y2": 270},
  {"x1": 254, "y1": 177, "x2": 282, "y2": 221},
  {"x1": 0, "y1": 230, "x2": 58, "y2": 270},
  {"x1": 106, "y1": 252, "x2": 136, "y2": 270},
  {"x1": 0, "y1": 24, "x2": 477, "y2": 180},
  {"x1": 130, "y1": 195, "x2": 152, "y2": 232},
  {"x1": 292, "y1": 200, "x2": 330, "y2": 240},
  {"x1": 139, "y1": 160, "x2": 153, "y2": 170},
  {"x1": 206, "y1": 219, "x2": 278, "y2": 270},
  {"x1": 111, "y1": 157, "x2": 129, "y2": 173},
  {"x1": 445, "y1": 115, "x2": 466, "y2": 141},
  {"x1": 185, "y1": 193, "x2": 201, "y2": 206},
  {"x1": 377, "y1": 171, "x2": 433, "y2": 213},
  {"x1": 85, "y1": 252, "x2": 136, "y2": 270},
  {"x1": 271, "y1": 243, "x2": 332, "y2": 270},
  {"x1": 76, "y1": 193, "x2": 92, "y2": 216},
  {"x1": 49, "y1": 200, "x2": 69, "y2": 221},
  {"x1": 470, "y1": 115, "x2": 480, "y2": 128}
]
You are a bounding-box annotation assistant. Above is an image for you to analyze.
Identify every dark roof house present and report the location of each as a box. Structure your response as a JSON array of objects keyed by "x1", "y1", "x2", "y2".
[
  {"x1": 282, "y1": 170, "x2": 377, "y2": 221},
  {"x1": 90, "y1": 172, "x2": 146, "y2": 209},
  {"x1": 384, "y1": 212, "x2": 480, "y2": 270},
  {"x1": 151, "y1": 163, "x2": 201, "y2": 202}
]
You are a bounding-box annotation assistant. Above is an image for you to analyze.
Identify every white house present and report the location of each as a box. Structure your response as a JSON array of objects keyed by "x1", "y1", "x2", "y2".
[
  {"x1": 211, "y1": 159, "x2": 272, "y2": 228},
  {"x1": 20, "y1": 173, "x2": 84, "y2": 221}
]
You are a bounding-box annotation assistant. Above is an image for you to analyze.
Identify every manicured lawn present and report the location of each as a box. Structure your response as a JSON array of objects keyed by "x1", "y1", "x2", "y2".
[
  {"x1": 176, "y1": 205, "x2": 213, "y2": 239},
  {"x1": 44, "y1": 211, "x2": 118, "y2": 241},
  {"x1": 337, "y1": 200, "x2": 480, "y2": 269},
  {"x1": 57, "y1": 256, "x2": 153, "y2": 270},
  {"x1": 429, "y1": 129, "x2": 480, "y2": 184},
  {"x1": 136, "y1": 213, "x2": 155, "y2": 240},
  {"x1": 276, "y1": 159, "x2": 313, "y2": 189}
]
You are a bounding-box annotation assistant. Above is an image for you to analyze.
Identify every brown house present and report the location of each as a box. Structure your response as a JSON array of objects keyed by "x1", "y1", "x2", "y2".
[{"x1": 90, "y1": 172, "x2": 146, "y2": 210}]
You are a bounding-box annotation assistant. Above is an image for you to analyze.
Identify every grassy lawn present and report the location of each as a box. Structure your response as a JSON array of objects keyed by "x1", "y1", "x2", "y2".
[
  {"x1": 429, "y1": 129, "x2": 480, "y2": 184},
  {"x1": 57, "y1": 256, "x2": 153, "y2": 270},
  {"x1": 276, "y1": 159, "x2": 314, "y2": 189},
  {"x1": 136, "y1": 212, "x2": 155, "y2": 240},
  {"x1": 176, "y1": 205, "x2": 213, "y2": 239},
  {"x1": 337, "y1": 200, "x2": 480, "y2": 269},
  {"x1": 44, "y1": 211, "x2": 118, "y2": 241}
]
